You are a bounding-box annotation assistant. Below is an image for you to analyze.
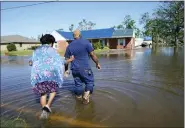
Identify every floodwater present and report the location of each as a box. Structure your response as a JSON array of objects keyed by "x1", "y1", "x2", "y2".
[{"x1": 1, "y1": 47, "x2": 184, "y2": 127}]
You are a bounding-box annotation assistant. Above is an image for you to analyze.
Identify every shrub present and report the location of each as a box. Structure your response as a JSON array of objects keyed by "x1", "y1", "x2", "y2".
[
  {"x1": 103, "y1": 46, "x2": 109, "y2": 50},
  {"x1": 30, "y1": 46, "x2": 39, "y2": 50},
  {"x1": 7, "y1": 43, "x2": 16, "y2": 51},
  {"x1": 92, "y1": 42, "x2": 101, "y2": 50}
]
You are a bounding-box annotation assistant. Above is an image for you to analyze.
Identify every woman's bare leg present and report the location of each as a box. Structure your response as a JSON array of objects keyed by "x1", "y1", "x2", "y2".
[
  {"x1": 40, "y1": 94, "x2": 47, "y2": 108},
  {"x1": 40, "y1": 94, "x2": 49, "y2": 119},
  {"x1": 47, "y1": 92, "x2": 56, "y2": 108}
]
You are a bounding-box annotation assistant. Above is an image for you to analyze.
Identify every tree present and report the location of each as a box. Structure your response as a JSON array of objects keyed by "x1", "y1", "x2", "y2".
[
  {"x1": 117, "y1": 24, "x2": 124, "y2": 29},
  {"x1": 78, "y1": 19, "x2": 96, "y2": 30},
  {"x1": 122, "y1": 15, "x2": 136, "y2": 29},
  {"x1": 115, "y1": 15, "x2": 142, "y2": 37},
  {"x1": 7, "y1": 43, "x2": 16, "y2": 51},
  {"x1": 139, "y1": 12, "x2": 153, "y2": 36},
  {"x1": 69, "y1": 24, "x2": 74, "y2": 32},
  {"x1": 115, "y1": 15, "x2": 136, "y2": 29},
  {"x1": 37, "y1": 34, "x2": 44, "y2": 41},
  {"x1": 92, "y1": 41, "x2": 101, "y2": 50},
  {"x1": 37, "y1": 35, "x2": 41, "y2": 41},
  {"x1": 68, "y1": 19, "x2": 96, "y2": 31},
  {"x1": 140, "y1": 1, "x2": 184, "y2": 46},
  {"x1": 135, "y1": 28, "x2": 142, "y2": 38},
  {"x1": 30, "y1": 36, "x2": 36, "y2": 40}
]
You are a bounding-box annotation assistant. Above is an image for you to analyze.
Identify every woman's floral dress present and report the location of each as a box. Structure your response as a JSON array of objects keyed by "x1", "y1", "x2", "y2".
[{"x1": 30, "y1": 44, "x2": 66, "y2": 95}]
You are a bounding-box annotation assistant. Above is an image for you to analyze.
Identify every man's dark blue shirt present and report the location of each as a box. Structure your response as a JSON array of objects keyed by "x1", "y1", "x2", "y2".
[{"x1": 64, "y1": 38, "x2": 94, "y2": 70}]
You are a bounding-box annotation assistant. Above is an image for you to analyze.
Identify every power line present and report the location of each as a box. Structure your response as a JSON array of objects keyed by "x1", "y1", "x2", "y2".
[{"x1": 1, "y1": 1, "x2": 56, "y2": 11}]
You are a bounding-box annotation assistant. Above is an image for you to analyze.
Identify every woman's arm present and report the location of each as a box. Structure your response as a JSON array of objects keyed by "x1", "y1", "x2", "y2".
[
  {"x1": 29, "y1": 60, "x2": 33, "y2": 66},
  {"x1": 65, "y1": 55, "x2": 74, "y2": 65},
  {"x1": 63, "y1": 56, "x2": 74, "y2": 77},
  {"x1": 29, "y1": 50, "x2": 36, "y2": 66}
]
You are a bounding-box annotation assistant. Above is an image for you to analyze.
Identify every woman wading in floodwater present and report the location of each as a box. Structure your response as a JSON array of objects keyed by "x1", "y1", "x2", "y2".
[{"x1": 29, "y1": 34, "x2": 74, "y2": 119}]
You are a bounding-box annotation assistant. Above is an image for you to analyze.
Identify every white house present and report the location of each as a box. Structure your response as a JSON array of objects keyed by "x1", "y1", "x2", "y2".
[
  {"x1": 51, "y1": 30, "x2": 67, "y2": 49},
  {"x1": 50, "y1": 30, "x2": 68, "y2": 56}
]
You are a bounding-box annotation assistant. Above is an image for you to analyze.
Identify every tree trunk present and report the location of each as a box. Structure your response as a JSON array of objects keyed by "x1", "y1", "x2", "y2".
[
  {"x1": 152, "y1": 32, "x2": 154, "y2": 45},
  {"x1": 174, "y1": 32, "x2": 177, "y2": 46},
  {"x1": 173, "y1": 46, "x2": 178, "y2": 56}
]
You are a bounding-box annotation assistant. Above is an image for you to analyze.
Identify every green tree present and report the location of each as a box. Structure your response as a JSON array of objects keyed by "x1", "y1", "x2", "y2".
[
  {"x1": 139, "y1": 12, "x2": 152, "y2": 36},
  {"x1": 92, "y1": 42, "x2": 101, "y2": 50},
  {"x1": 140, "y1": 1, "x2": 184, "y2": 46},
  {"x1": 122, "y1": 15, "x2": 136, "y2": 29},
  {"x1": 69, "y1": 24, "x2": 74, "y2": 32},
  {"x1": 115, "y1": 15, "x2": 142, "y2": 37},
  {"x1": 78, "y1": 19, "x2": 96, "y2": 30},
  {"x1": 117, "y1": 24, "x2": 124, "y2": 29},
  {"x1": 7, "y1": 43, "x2": 17, "y2": 51},
  {"x1": 37, "y1": 35, "x2": 41, "y2": 41},
  {"x1": 135, "y1": 28, "x2": 142, "y2": 38}
]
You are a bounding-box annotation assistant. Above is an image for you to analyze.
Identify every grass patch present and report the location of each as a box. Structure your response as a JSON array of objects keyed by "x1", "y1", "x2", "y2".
[
  {"x1": 1, "y1": 50, "x2": 7, "y2": 55},
  {"x1": 1, "y1": 50, "x2": 33, "y2": 56},
  {"x1": 94, "y1": 47, "x2": 109, "y2": 54},
  {"x1": 1, "y1": 47, "x2": 109, "y2": 56}
]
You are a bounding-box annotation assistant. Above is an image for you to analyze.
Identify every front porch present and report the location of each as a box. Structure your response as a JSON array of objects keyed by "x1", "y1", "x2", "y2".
[{"x1": 88, "y1": 37, "x2": 134, "y2": 49}]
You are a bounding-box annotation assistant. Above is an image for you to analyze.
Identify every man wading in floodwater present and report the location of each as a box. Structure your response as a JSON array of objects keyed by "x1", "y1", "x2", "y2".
[{"x1": 65, "y1": 29, "x2": 101, "y2": 104}]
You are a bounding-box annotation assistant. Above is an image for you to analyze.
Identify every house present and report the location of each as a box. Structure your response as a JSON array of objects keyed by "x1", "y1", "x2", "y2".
[
  {"x1": 112, "y1": 29, "x2": 135, "y2": 49},
  {"x1": 51, "y1": 31, "x2": 68, "y2": 56},
  {"x1": 51, "y1": 28, "x2": 135, "y2": 51},
  {"x1": 1, "y1": 35, "x2": 40, "y2": 51}
]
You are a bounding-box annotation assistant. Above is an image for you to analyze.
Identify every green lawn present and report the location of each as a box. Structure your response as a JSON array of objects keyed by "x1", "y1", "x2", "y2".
[
  {"x1": 1, "y1": 48, "x2": 109, "y2": 56},
  {"x1": 1, "y1": 50, "x2": 33, "y2": 56},
  {"x1": 94, "y1": 48, "x2": 109, "y2": 54}
]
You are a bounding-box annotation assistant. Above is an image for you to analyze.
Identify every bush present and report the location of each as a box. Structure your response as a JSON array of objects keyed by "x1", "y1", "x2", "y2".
[
  {"x1": 30, "y1": 46, "x2": 39, "y2": 50},
  {"x1": 7, "y1": 43, "x2": 16, "y2": 51},
  {"x1": 92, "y1": 42, "x2": 101, "y2": 50},
  {"x1": 103, "y1": 46, "x2": 109, "y2": 50}
]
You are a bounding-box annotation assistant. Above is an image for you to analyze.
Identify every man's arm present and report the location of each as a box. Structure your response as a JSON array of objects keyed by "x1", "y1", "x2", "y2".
[
  {"x1": 89, "y1": 51, "x2": 101, "y2": 69},
  {"x1": 86, "y1": 40, "x2": 101, "y2": 70}
]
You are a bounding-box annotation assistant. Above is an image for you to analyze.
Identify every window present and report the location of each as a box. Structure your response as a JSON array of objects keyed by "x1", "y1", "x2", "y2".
[
  {"x1": 120, "y1": 39, "x2": 123, "y2": 45},
  {"x1": 119, "y1": 39, "x2": 125, "y2": 46},
  {"x1": 100, "y1": 39, "x2": 105, "y2": 49}
]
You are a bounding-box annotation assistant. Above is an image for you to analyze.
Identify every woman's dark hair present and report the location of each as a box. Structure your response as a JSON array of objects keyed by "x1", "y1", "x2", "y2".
[{"x1": 40, "y1": 34, "x2": 56, "y2": 45}]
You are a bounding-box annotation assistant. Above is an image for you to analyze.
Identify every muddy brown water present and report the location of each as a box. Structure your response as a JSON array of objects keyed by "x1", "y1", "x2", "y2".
[{"x1": 1, "y1": 47, "x2": 184, "y2": 127}]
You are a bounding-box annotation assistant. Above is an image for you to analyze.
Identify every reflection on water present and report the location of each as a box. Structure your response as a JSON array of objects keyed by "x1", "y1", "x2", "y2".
[{"x1": 1, "y1": 47, "x2": 184, "y2": 127}]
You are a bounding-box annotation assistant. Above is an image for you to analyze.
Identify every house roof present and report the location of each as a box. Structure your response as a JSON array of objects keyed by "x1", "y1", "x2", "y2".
[
  {"x1": 112, "y1": 29, "x2": 134, "y2": 38},
  {"x1": 56, "y1": 28, "x2": 115, "y2": 40},
  {"x1": 1, "y1": 35, "x2": 39, "y2": 43},
  {"x1": 51, "y1": 31, "x2": 66, "y2": 41},
  {"x1": 56, "y1": 31, "x2": 73, "y2": 40}
]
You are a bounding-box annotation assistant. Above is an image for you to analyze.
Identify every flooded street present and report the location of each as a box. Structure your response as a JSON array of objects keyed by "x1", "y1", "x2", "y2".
[{"x1": 1, "y1": 47, "x2": 184, "y2": 127}]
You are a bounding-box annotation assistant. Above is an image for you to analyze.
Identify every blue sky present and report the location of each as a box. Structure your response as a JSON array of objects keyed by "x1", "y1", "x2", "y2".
[{"x1": 1, "y1": 2, "x2": 160, "y2": 39}]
